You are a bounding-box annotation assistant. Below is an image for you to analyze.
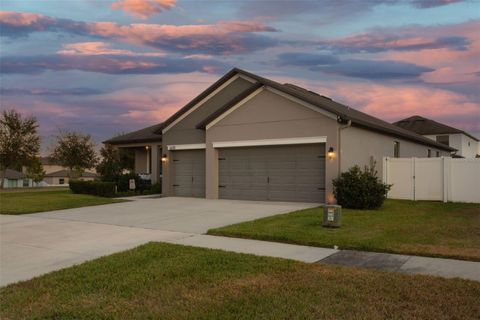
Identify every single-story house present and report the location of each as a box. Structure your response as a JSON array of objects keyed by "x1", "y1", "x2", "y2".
[
  {"x1": 105, "y1": 68, "x2": 453, "y2": 203},
  {"x1": 394, "y1": 115, "x2": 479, "y2": 158},
  {"x1": 2, "y1": 169, "x2": 33, "y2": 188},
  {"x1": 43, "y1": 170, "x2": 97, "y2": 186}
]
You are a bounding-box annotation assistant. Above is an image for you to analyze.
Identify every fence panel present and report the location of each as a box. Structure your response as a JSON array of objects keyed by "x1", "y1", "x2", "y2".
[
  {"x1": 385, "y1": 158, "x2": 414, "y2": 200},
  {"x1": 383, "y1": 157, "x2": 479, "y2": 203},
  {"x1": 414, "y1": 158, "x2": 444, "y2": 201},
  {"x1": 449, "y1": 159, "x2": 480, "y2": 203}
]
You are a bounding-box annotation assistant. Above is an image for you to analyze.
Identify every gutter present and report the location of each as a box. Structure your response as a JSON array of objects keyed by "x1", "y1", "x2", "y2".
[{"x1": 337, "y1": 116, "x2": 352, "y2": 176}]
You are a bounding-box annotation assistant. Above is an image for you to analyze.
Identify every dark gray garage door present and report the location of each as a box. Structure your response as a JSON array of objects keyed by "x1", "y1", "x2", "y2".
[
  {"x1": 172, "y1": 149, "x2": 205, "y2": 198},
  {"x1": 219, "y1": 144, "x2": 325, "y2": 202}
]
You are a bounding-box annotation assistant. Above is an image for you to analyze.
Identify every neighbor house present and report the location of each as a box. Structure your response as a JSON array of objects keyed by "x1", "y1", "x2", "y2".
[
  {"x1": 105, "y1": 68, "x2": 453, "y2": 203},
  {"x1": 39, "y1": 157, "x2": 97, "y2": 186},
  {"x1": 394, "y1": 116, "x2": 479, "y2": 158},
  {"x1": 2, "y1": 169, "x2": 33, "y2": 188}
]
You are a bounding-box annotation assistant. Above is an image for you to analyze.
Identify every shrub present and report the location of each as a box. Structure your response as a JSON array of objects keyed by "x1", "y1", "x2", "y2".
[
  {"x1": 333, "y1": 163, "x2": 391, "y2": 209},
  {"x1": 69, "y1": 180, "x2": 116, "y2": 197}
]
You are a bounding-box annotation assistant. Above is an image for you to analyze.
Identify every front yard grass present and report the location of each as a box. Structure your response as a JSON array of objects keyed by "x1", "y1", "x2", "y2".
[
  {"x1": 1, "y1": 242, "x2": 479, "y2": 319},
  {"x1": 0, "y1": 189, "x2": 125, "y2": 215},
  {"x1": 208, "y1": 200, "x2": 480, "y2": 261}
]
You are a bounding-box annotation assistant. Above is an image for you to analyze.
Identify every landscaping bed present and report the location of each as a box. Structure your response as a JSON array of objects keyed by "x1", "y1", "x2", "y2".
[
  {"x1": 208, "y1": 200, "x2": 480, "y2": 261},
  {"x1": 0, "y1": 189, "x2": 126, "y2": 215},
  {"x1": 1, "y1": 242, "x2": 479, "y2": 319}
]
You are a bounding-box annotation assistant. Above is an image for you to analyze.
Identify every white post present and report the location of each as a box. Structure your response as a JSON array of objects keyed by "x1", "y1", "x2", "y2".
[
  {"x1": 382, "y1": 157, "x2": 388, "y2": 185},
  {"x1": 146, "y1": 146, "x2": 150, "y2": 174},
  {"x1": 412, "y1": 157, "x2": 416, "y2": 201},
  {"x1": 443, "y1": 157, "x2": 450, "y2": 203}
]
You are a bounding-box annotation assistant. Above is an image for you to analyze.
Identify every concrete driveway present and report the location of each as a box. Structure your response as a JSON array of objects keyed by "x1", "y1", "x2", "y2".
[{"x1": 1, "y1": 197, "x2": 318, "y2": 286}]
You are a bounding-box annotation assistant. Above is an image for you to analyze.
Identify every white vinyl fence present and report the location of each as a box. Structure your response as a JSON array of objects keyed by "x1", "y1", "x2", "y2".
[{"x1": 383, "y1": 157, "x2": 480, "y2": 203}]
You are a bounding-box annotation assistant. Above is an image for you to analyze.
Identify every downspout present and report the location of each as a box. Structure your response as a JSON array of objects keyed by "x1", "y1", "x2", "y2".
[{"x1": 337, "y1": 116, "x2": 352, "y2": 177}]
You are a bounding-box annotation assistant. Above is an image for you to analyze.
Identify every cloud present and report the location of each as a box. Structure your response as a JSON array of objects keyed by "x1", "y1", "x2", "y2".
[
  {"x1": 0, "y1": 11, "x2": 87, "y2": 37},
  {"x1": 111, "y1": 0, "x2": 176, "y2": 19},
  {"x1": 0, "y1": 11, "x2": 278, "y2": 55},
  {"x1": 0, "y1": 87, "x2": 104, "y2": 96},
  {"x1": 318, "y1": 34, "x2": 470, "y2": 53},
  {"x1": 277, "y1": 52, "x2": 339, "y2": 66},
  {"x1": 411, "y1": 0, "x2": 464, "y2": 8},
  {"x1": 237, "y1": 0, "x2": 466, "y2": 21},
  {"x1": 317, "y1": 59, "x2": 433, "y2": 79},
  {"x1": 57, "y1": 41, "x2": 166, "y2": 56},
  {"x1": 0, "y1": 54, "x2": 223, "y2": 75}
]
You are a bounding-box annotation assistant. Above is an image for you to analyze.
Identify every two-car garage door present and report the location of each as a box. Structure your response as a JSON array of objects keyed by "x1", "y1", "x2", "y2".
[
  {"x1": 218, "y1": 144, "x2": 325, "y2": 203},
  {"x1": 172, "y1": 144, "x2": 325, "y2": 202}
]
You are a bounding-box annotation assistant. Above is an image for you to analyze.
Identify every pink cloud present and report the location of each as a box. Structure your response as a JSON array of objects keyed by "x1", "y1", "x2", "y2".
[
  {"x1": 111, "y1": 0, "x2": 176, "y2": 19},
  {"x1": 57, "y1": 41, "x2": 166, "y2": 56}
]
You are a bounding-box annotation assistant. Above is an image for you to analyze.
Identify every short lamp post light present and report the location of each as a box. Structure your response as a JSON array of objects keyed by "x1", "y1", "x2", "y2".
[
  {"x1": 161, "y1": 154, "x2": 168, "y2": 162},
  {"x1": 327, "y1": 147, "x2": 335, "y2": 159}
]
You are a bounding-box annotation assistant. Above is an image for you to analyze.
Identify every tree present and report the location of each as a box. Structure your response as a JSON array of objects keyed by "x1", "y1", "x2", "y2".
[
  {"x1": 25, "y1": 157, "x2": 46, "y2": 183},
  {"x1": 96, "y1": 144, "x2": 123, "y2": 181},
  {"x1": 0, "y1": 109, "x2": 40, "y2": 188},
  {"x1": 50, "y1": 130, "x2": 97, "y2": 178},
  {"x1": 97, "y1": 144, "x2": 135, "y2": 181}
]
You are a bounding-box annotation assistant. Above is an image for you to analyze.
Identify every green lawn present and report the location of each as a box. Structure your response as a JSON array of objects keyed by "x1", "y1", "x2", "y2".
[
  {"x1": 0, "y1": 189, "x2": 125, "y2": 215},
  {"x1": 209, "y1": 200, "x2": 480, "y2": 261},
  {"x1": 1, "y1": 243, "x2": 479, "y2": 319}
]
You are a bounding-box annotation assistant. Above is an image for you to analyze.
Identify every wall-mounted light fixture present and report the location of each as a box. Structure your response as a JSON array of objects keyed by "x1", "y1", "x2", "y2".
[
  {"x1": 327, "y1": 147, "x2": 335, "y2": 159},
  {"x1": 145, "y1": 145, "x2": 150, "y2": 150},
  {"x1": 161, "y1": 154, "x2": 168, "y2": 162}
]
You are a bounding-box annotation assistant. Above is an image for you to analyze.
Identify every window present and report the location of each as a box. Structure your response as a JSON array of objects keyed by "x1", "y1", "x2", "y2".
[
  {"x1": 59, "y1": 178, "x2": 65, "y2": 185},
  {"x1": 393, "y1": 141, "x2": 400, "y2": 158},
  {"x1": 436, "y1": 151, "x2": 440, "y2": 157},
  {"x1": 436, "y1": 135, "x2": 449, "y2": 146},
  {"x1": 23, "y1": 179, "x2": 29, "y2": 187},
  {"x1": 468, "y1": 141, "x2": 471, "y2": 146},
  {"x1": 427, "y1": 149, "x2": 431, "y2": 158}
]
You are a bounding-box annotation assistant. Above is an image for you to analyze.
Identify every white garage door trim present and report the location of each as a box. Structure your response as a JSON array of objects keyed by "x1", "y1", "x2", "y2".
[
  {"x1": 212, "y1": 136, "x2": 327, "y2": 149},
  {"x1": 168, "y1": 143, "x2": 206, "y2": 150}
]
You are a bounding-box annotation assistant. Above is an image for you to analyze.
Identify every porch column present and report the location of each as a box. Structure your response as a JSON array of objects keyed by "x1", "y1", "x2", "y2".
[
  {"x1": 146, "y1": 146, "x2": 150, "y2": 174},
  {"x1": 150, "y1": 144, "x2": 160, "y2": 184}
]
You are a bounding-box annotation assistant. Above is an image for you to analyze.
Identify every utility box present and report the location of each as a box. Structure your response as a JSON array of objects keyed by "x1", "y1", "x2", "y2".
[{"x1": 323, "y1": 205, "x2": 341, "y2": 228}]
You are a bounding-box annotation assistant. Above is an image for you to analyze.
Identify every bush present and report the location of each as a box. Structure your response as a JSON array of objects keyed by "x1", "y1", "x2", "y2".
[
  {"x1": 69, "y1": 180, "x2": 116, "y2": 197},
  {"x1": 333, "y1": 164, "x2": 391, "y2": 209}
]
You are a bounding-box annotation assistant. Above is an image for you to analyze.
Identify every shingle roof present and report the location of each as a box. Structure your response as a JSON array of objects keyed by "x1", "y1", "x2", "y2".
[
  {"x1": 39, "y1": 157, "x2": 58, "y2": 165},
  {"x1": 103, "y1": 123, "x2": 163, "y2": 145},
  {"x1": 195, "y1": 68, "x2": 455, "y2": 152},
  {"x1": 4, "y1": 169, "x2": 25, "y2": 179},
  {"x1": 104, "y1": 67, "x2": 457, "y2": 152},
  {"x1": 394, "y1": 115, "x2": 479, "y2": 142},
  {"x1": 45, "y1": 170, "x2": 98, "y2": 178}
]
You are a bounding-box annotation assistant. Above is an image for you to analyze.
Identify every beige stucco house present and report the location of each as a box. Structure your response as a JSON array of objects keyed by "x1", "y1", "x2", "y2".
[{"x1": 105, "y1": 68, "x2": 453, "y2": 203}]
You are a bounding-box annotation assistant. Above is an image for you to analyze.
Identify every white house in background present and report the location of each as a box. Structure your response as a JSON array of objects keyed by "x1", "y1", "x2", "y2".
[
  {"x1": 2, "y1": 169, "x2": 34, "y2": 188},
  {"x1": 394, "y1": 115, "x2": 479, "y2": 158},
  {"x1": 39, "y1": 157, "x2": 97, "y2": 186}
]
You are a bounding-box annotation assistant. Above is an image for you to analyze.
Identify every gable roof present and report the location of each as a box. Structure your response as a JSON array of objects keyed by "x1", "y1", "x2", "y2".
[
  {"x1": 394, "y1": 115, "x2": 479, "y2": 142},
  {"x1": 4, "y1": 169, "x2": 25, "y2": 180},
  {"x1": 194, "y1": 68, "x2": 454, "y2": 152},
  {"x1": 40, "y1": 156, "x2": 58, "y2": 165},
  {"x1": 103, "y1": 67, "x2": 456, "y2": 152},
  {"x1": 104, "y1": 123, "x2": 163, "y2": 145}
]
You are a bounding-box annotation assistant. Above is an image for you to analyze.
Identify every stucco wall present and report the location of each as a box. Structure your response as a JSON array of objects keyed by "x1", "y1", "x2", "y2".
[
  {"x1": 134, "y1": 148, "x2": 148, "y2": 174},
  {"x1": 162, "y1": 76, "x2": 253, "y2": 195},
  {"x1": 341, "y1": 126, "x2": 451, "y2": 180},
  {"x1": 424, "y1": 133, "x2": 478, "y2": 158},
  {"x1": 206, "y1": 88, "x2": 339, "y2": 202}
]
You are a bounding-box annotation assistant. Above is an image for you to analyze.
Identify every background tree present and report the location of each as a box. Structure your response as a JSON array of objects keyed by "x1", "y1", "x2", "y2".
[
  {"x1": 96, "y1": 144, "x2": 123, "y2": 181},
  {"x1": 0, "y1": 109, "x2": 40, "y2": 188},
  {"x1": 50, "y1": 130, "x2": 97, "y2": 178},
  {"x1": 25, "y1": 157, "x2": 46, "y2": 184}
]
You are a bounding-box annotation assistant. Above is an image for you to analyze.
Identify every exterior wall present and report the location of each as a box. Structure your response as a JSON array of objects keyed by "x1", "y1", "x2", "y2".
[
  {"x1": 162, "y1": 77, "x2": 253, "y2": 195},
  {"x1": 42, "y1": 164, "x2": 65, "y2": 174},
  {"x1": 206, "y1": 88, "x2": 339, "y2": 202},
  {"x1": 3, "y1": 178, "x2": 33, "y2": 188},
  {"x1": 424, "y1": 133, "x2": 479, "y2": 158},
  {"x1": 341, "y1": 126, "x2": 450, "y2": 180},
  {"x1": 44, "y1": 176, "x2": 95, "y2": 185},
  {"x1": 134, "y1": 148, "x2": 148, "y2": 174}
]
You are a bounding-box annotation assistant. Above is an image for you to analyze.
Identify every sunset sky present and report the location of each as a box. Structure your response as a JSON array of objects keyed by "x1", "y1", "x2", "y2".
[{"x1": 1, "y1": 0, "x2": 479, "y2": 153}]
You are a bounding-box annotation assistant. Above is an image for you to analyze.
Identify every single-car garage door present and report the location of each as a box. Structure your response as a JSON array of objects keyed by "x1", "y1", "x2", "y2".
[
  {"x1": 172, "y1": 149, "x2": 205, "y2": 197},
  {"x1": 219, "y1": 144, "x2": 325, "y2": 202}
]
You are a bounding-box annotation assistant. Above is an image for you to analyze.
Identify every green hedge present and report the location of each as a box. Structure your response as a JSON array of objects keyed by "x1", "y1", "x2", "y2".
[{"x1": 69, "y1": 180, "x2": 116, "y2": 197}]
